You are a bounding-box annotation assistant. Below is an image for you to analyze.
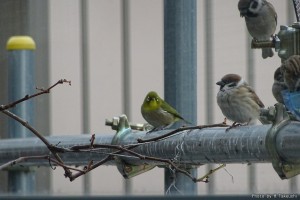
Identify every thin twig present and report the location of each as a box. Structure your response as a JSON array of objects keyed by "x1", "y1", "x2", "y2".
[
  {"x1": 0, "y1": 155, "x2": 49, "y2": 170},
  {"x1": 137, "y1": 123, "x2": 229, "y2": 143},
  {"x1": 196, "y1": 164, "x2": 226, "y2": 182},
  {"x1": 0, "y1": 155, "x2": 84, "y2": 173},
  {"x1": 69, "y1": 143, "x2": 207, "y2": 182},
  {"x1": 90, "y1": 134, "x2": 95, "y2": 148},
  {"x1": 70, "y1": 155, "x2": 113, "y2": 181},
  {"x1": 2, "y1": 109, "x2": 72, "y2": 177},
  {"x1": 0, "y1": 79, "x2": 71, "y2": 111},
  {"x1": 49, "y1": 157, "x2": 85, "y2": 173},
  {"x1": 0, "y1": 79, "x2": 72, "y2": 177}
]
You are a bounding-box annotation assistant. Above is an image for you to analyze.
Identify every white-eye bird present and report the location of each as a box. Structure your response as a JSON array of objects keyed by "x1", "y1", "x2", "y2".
[{"x1": 141, "y1": 91, "x2": 189, "y2": 129}]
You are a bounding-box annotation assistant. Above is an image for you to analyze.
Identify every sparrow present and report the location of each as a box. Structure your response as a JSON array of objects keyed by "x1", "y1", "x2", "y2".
[
  {"x1": 141, "y1": 91, "x2": 189, "y2": 129},
  {"x1": 238, "y1": 0, "x2": 277, "y2": 59},
  {"x1": 216, "y1": 74, "x2": 265, "y2": 125},
  {"x1": 272, "y1": 67, "x2": 288, "y2": 103},
  {"x1": 281, "y1": 55, "x2": 300, "y2": 92}
]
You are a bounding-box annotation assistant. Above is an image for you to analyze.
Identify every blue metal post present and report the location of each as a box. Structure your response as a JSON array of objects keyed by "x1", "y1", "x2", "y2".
[
  {"x1": 6, "y1": 36, "x2": 36, "y2": 194},
  {"x1": 164, "y1": 0, "x2": 197, "y2": 195}
]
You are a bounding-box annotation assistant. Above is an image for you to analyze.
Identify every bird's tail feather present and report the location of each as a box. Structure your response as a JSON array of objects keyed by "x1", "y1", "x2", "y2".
[{"x1": 262, "y1": 48, "x2": 274, "y2": 59}]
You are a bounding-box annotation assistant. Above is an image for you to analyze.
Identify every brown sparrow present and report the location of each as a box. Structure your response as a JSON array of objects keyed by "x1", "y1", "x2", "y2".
[
  {"x1": 238, "y1": 0, "x2": 277, "y2": 59},
  {"x1": 272, "y1": 67, "x2": 288, "y2": 103},
  {"x1": 216, "y1": 74, "x2": 265, "y2": 125},
  {"x1": 281, "y1": 55, "x2": 300, "y2": 92}
]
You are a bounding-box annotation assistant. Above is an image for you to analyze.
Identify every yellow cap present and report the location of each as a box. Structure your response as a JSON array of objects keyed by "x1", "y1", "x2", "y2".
[{"x1": 6, "y1": 36, "x2": 36, "y2": 50}]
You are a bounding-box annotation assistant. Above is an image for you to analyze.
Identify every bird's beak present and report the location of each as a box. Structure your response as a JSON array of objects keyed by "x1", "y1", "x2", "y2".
[
  {"x1": 216, "y1": 81, "x2": 224, "y2": 86},
  {"x1": 239, "y1": 9, "x2": 247, "y2": 17},
  {"x1": 216, "y1": 81, "x2": 225, "y2": 90}
]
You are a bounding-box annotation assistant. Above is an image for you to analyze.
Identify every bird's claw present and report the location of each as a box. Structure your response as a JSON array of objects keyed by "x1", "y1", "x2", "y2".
[
  {"x1": 146, "y1": 126, "x2": 166, "y2": 134},
  {"x1": 225, "y1": 122, "x2": 241, "y2": 132},
  {"x1": 222, "y1": 118, "x2": 227, "y2": 125}
]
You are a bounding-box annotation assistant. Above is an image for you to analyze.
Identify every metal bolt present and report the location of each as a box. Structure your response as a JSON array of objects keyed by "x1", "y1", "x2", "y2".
[
  {"x1": 105, "y1": 117, "x2": 120, "y2": 130},
  {"x1": 251, "y1": 39, "x2": 275, "y2": 49}
]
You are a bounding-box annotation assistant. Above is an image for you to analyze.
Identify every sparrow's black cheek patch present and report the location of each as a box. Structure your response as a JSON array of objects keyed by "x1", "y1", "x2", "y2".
[{"x1": 251, "y1": 1, "x2": 258, "y2": 9}]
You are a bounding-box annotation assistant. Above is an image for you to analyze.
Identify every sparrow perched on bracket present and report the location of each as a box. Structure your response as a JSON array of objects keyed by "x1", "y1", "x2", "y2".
[
  {"x1": 238, "y1": 0, "x2": 277, "y2": 59},
  {"x1": 272, "y1": 67, "x2": 288, "y2": 103},
  {"x1": 281, "y1": 55, "x2": 300, "y2": 92},
  {"x1": 216, "y1": 74, "x2": 265, "y2": 126}
]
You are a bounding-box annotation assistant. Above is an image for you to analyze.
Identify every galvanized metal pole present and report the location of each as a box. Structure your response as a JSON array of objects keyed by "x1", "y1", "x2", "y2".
[
  {"x1": 6, "y1": 36, "x2": 36, "y2": 194},
  {"x1": 121, "y1": 0, "x2": 132, "y2": 195},
  {"x1": 80, "y1": 0, "x2": 91, "y2": 195},
  {"x1": 246, "y1": 32, "x2": 256, "y2": 193},
  {"x1": 164, "y1": 0, "x2": 197, "y2": 195},
  {"x1": 204, "y1": 0, "x2": 215, "y2": 194},
  {"x1": 3, "y1": 123, "x2": 300, "y2": 166}
]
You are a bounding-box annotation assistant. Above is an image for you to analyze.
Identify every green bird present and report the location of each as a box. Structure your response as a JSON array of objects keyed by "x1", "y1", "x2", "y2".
[{"x1": 141, "y1": 91, "x2": 189, "y2": 129}]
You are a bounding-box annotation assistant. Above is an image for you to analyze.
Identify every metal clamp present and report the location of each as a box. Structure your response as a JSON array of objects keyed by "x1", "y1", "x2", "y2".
[
  {"x1": 265, "y1": 103, "x2": 300, "y2": 179},
  {"x1": 106, "y1": 114, "x2": 155, "y2": 179}
]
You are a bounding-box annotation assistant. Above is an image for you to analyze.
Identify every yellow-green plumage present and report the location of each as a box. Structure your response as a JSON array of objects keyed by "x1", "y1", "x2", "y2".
[{"x1": 141, "y1": 91, "x2": 187, "y2": 128}]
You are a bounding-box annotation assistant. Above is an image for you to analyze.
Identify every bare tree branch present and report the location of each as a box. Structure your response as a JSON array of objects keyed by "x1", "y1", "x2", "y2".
[
  {"x1": 0, "y1": 78, "x2": 225, "y2": 184},
  {"x1": 0, "y1": 155, "x2": 84, "y2": 173},
  {"x1": 0, "y1": 79, "x2": 71, "y2": 111},
  {"x1": 69, "y1": 142, "x2": 209, "y2": 182},
  {"x1": 137, "y1": 123, "x2": 229, "y2": 143},
  {"x1": 0, "y1": 79, "x2": 72, "y2": 177}
]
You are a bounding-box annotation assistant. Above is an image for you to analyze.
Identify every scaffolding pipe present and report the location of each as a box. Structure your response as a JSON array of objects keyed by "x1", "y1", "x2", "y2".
[{"x1": 1, "y1": 123, "x2": 300, "y2": 167}]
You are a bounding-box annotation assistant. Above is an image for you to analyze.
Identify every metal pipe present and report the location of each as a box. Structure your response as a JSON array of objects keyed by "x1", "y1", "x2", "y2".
[
  {"x1": 204, "y1": 0, "x2": 215, "y2": 194},
  {"x1": 80, "y1": 0, "x2": 91, "y2": 195},
  {"x1": 164, "y1": 0, "x2": 197, "y2": 195},
  {"x1": 6, "y1": 36, "x2": 36, "y2": 194},
  {"x1": 0, "y1": 124, "x2": 279, "y2": 167},
  {"x1": 3, "y1": 121, "x2": 300, "y2": 181},
  {"x1": 246, "y1": 31, "x2": 256, "y2": 194},
  {"x1": 121, "y1": 0, "x2": 132, "y2": 195}
]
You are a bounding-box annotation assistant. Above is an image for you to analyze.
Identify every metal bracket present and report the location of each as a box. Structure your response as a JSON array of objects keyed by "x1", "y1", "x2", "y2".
[
  {"x1": 265, "y1": 103, "x2": 300, "y2": 179},
  {"x1": 107, "y1": 114, "x2": 155, "y2": 179}
]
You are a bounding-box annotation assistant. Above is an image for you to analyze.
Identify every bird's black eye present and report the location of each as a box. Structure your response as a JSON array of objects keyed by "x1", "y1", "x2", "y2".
[{"x1": 228, "y1": 82, "x2": 237, "y2": 87}]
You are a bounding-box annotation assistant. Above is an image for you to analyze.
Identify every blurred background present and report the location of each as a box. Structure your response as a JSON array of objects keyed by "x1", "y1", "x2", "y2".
[{"x1": 0, "y1": 0, "x2": 298, "y2": 196}]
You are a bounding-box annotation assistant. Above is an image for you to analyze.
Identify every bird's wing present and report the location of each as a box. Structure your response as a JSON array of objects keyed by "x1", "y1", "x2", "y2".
[
  {"x1": 266, "y1": 1, "x2": 277, "y2": 25},
  {"x1": 246, "y1": 85, "x2": 265, "y2": 108},
  {"x1": 160, "y1": 101, "x2": 186, "y2": 121}
]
